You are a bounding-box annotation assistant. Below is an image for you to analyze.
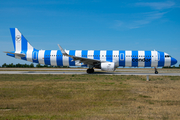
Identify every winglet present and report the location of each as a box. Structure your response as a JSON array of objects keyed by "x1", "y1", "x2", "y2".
[{"x1": 57, "y1": 44, "x2": 69, "y2": 56}]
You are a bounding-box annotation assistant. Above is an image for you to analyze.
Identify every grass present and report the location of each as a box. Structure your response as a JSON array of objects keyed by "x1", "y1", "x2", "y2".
[
  {"x1": 0, "y1": 74, "x2": 180, "y2": 119},
  {"x1": 0, "y1": 68, "x2": 180, "y2": 74}
]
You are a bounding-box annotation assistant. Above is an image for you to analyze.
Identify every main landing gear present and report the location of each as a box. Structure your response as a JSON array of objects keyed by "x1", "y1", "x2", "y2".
[
  {"x1": 154, "y1": 67, "x2": 158, "y2": 74},
  {"x1": 87, "y1": 68, "x2": 94, "y2": 73}
]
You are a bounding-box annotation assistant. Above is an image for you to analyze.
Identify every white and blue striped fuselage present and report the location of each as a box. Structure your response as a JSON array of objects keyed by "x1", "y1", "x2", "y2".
[
  {"x1": 6, "y1": 28, "x2": 177, "y2": 73},
  {"x1": 8, "y1": 49, "x2": 175, "y2": 68}
]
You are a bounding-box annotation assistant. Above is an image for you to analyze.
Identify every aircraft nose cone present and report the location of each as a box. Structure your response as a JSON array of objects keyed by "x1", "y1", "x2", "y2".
[{"x1": 171, "y1": 57, "x2": 177, "y2": 65}]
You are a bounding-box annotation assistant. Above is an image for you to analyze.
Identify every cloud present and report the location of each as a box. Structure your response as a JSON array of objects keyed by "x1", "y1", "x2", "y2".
[
  {"x1": 131, "y1": 12, "x2": 166, "y2": 28},
  {"x1": 113, "y1": 12, "x2": 166, "y2": 29},
  {"x1": 113, "y1": 1, "x2": 174, "y2": 30},
  {"x1": 136, "y1": 1, "x2": 175, "y2": 10},
  {"x1": 114, "y1": 20, "x2": 123, "y2": 27}
]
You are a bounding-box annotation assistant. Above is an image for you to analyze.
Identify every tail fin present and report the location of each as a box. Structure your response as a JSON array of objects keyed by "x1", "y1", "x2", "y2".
[{"x1": 10, "y1": 28, "x2": 36, "y2": 53}]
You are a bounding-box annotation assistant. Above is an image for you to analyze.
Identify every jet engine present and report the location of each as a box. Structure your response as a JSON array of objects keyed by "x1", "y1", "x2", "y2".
[{"x1": 101, "y1": 62, "x2": 116, "y2": 71}]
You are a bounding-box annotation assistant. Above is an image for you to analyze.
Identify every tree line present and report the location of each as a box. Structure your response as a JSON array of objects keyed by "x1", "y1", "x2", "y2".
[
  {"x1": 0, "y1": 63, "x2": 179, "y2": 68},
  {"x1": 163, "y1": 64, "x2": 180, "y2": 69},
  {"x1": 0, "y1": 63, "x2": 69, "y2": 68}
]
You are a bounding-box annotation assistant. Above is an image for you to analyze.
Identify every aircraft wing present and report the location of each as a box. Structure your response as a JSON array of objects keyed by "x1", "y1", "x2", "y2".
[
  {"x1": 58, "y1": 44, "x2": 101, "y2": 65},
  {"x1": 71, "y1": 55, "x2": 101, "y2": 65},
  {"x1": 4, "y1": 51, "x2": 26, "y2": 57}
]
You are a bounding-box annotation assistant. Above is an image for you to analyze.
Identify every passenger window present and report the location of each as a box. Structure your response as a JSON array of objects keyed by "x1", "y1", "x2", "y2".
[{"x1": 165, "y1": 55, "x2": 170, "y2": 57}]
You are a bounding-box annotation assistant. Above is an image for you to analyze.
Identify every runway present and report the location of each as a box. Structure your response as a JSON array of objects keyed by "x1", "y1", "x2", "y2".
[
  {"x1": 0, "y1": 71, "x2": 180, "y2": 76},
  {"x1": 0, "y1": 68, "x2": 153, "y2": 71}
]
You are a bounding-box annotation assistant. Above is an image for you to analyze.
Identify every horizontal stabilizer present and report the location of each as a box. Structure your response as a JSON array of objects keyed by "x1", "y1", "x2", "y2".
[{"x1": 4, "y1": 51, "x2": 25, "y2": 57}]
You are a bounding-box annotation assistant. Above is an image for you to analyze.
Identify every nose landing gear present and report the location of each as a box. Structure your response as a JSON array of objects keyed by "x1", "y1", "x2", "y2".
[{"x1": 154, "y1": 67, "x2": 158, "y2": 74}]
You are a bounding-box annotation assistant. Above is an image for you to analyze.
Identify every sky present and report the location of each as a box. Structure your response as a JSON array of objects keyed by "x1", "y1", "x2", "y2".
[{"x1": 0, "y1": 0, "x2": 180, "y2": 66}]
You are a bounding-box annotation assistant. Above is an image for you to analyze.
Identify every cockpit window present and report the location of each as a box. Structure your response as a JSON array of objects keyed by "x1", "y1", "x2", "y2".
[{"x1": 165, "y1": 55, "x2": 171, "y2": 57}]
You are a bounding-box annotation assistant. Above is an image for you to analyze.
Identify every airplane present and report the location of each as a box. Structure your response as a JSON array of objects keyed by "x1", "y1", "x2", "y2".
[{"x1": 4, "y1": 28, "x2": 177, "y2": 74}]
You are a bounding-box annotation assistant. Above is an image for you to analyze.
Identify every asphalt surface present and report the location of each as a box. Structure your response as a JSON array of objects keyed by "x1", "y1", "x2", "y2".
[
  {"x1": 0, "y1": 68, "x2": 153, "y2": 71},
  {"x1": 0, "y1": 71, "x2": 180, "y2": 76}
]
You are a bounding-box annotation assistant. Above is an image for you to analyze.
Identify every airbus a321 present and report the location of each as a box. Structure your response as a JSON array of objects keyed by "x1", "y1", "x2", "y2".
[{"x1": 4, "y1": 28, "x2": 177, "y2": 74}]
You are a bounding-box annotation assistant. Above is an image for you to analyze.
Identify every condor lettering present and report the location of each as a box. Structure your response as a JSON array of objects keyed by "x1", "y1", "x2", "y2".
[{"x1": 132, "y1": 58, "x2": 151, "y2": 62}]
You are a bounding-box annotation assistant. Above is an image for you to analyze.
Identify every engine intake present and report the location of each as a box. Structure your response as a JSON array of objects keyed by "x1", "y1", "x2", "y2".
[{"x1": 101, "y1": 62, "x2": 116, "y2": 71}]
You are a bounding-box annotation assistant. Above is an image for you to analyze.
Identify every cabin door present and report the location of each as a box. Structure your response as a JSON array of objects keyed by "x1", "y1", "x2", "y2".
[
  {"x1": 120, "y1": 53, "x2": 124, "y2": 61},
  {"x1": 33, "y1": 51, "x2": 37, "y2": 60},
  {"x1": 155, "y1": 51, "x2": 160, "y2": 61}
]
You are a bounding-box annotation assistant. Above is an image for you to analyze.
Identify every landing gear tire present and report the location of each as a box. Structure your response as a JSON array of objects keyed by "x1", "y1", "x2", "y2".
[
  {"x1": 154, "y1": 67, "x2": 158, "y2": 74},
  {"x1": 155, "y1": 71, "x2": 158, "y2": 74},
  {"x1": 87, "y1": 69, "x2": 90, "y2": 73},
  {"x1": 87, "y1": 69, "x2": 94, "y2": 74}
]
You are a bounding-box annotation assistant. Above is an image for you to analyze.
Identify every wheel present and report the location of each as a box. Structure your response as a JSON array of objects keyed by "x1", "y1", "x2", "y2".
[
  {"x1": 86, "y1": 69, "x2": 94, "y2": 73},
  {"x1": 91, "y1": 69, "x2": 94, "y2": 73},
  {"x1": 87, "y1": 69, "x2": 90, "y2": 73},
  {"x1": 155, "y1": 71, "x2": 158, "y2": 74}
]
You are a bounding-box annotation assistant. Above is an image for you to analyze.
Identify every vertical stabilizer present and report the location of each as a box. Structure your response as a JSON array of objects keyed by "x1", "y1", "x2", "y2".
[{"x1": 10, "y1": 28, "x2": 36, "y2": 53}]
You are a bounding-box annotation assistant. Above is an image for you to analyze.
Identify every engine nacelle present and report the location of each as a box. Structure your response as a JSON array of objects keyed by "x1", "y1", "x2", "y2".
[{"x1": 101, "y1": 62, "x2": 116, "y2": 71}]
